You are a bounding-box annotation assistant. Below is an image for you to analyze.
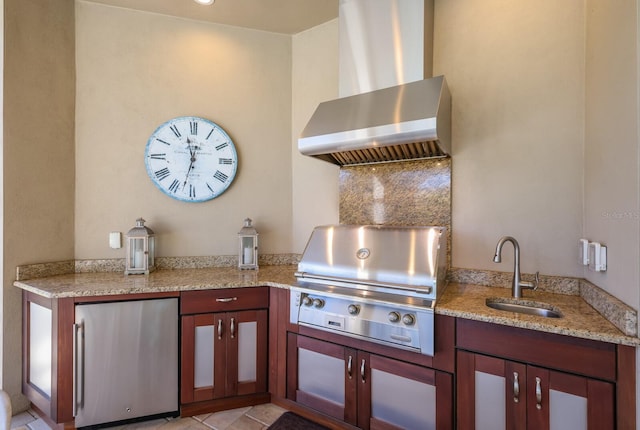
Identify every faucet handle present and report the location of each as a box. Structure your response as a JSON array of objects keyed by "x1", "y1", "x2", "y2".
[{"x1": 519, "y1": 271, "x2": 540, "y2": 291}]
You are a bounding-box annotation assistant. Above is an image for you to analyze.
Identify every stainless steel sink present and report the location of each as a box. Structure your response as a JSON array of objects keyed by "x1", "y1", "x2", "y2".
[{"x1": 485, "y1": 298, "x2": 562, "y2": 318}]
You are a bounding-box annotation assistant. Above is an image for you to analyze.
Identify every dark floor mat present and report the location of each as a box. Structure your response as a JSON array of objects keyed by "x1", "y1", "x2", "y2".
[{"x1": 268, "y1": 411, "x2": 331, "y2": 430}]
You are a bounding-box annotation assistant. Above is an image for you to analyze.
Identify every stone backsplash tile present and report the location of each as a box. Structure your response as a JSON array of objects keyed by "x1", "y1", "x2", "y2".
[
  {"x1": 16, "y1": 260, "x2": 75, "y2": 281},
  {"x1": 580, "y1": 278, "x2": 638, "y2": 337},
  {"x1": 448, "y1": 267, "x2": 581, "y2": 295},
  {"x1": 17, "y1": 254, "x2": 302, "y2": 278},
  {"x1": 339, "y1": 158, "x2": 451, "y2": 227}
]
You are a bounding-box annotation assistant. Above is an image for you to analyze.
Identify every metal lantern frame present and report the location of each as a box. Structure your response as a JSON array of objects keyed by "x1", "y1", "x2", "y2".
[
  {"x1": 238, "y1": 218, "x2": 258, "y2": 270},
  {"x1": 125, "y1": 218, "x2": 156, "y2": 275}
]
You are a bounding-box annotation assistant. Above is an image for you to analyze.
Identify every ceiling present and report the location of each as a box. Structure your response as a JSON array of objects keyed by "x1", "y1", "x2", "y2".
[{"x1": 82, "y1": 0, "x2": 339, "y2": 34}]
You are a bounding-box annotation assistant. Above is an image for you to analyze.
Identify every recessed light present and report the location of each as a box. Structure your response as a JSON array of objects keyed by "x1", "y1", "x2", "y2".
[{"x1": 194, "y1": 0, "x2": 214, "y2": 5}]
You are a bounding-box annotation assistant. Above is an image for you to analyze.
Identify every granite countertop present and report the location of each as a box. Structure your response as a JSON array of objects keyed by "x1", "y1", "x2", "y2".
[
  {"x1": 14, "y1": 265, "x2": 299, "y2": 298},
  {"x1": 438, "y1": 283, "x2": 639, "y2": 346},
  {"x1": 14, "y1": 265, "x2": 639, "y2": 347}
]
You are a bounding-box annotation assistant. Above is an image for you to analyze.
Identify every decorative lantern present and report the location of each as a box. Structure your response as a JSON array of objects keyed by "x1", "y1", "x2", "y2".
[
  {"x1": 238, "y1": 218, "x2": 258, "y2": 270},
  {"x1": 125, "y1": 218, "x2": 156, "y2": 275}
]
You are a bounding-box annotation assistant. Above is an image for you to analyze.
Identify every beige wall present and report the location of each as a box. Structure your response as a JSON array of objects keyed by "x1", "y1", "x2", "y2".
[
  {"x1": 291, "y1": 20, "x2": 340, "y2": 252},
  {"x1": 3, "y1": 0, "x2": 76, "y2": 410},
  {"x1": 435, "y1": 0, "x2": 586, "y2": 278},
  {"x1": 584, "y1": 0, "x2": 639, "y2": 309},
  {"x1": 75, "y1": 1, "x2": 293, "y2": 259}
]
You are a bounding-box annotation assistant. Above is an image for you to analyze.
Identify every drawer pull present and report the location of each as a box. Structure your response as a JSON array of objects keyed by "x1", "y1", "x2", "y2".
[
  {"x1": 513, "y1": 372, "x2": 519, "y2": 403},
  {"x1": 217, "y1": 319, "x2": 223, "y2": 340},
  {"x1": 347, "y1": 355, "x2": 353, "y2": 379},
  {"x1": 216, "y1": 297, "x2": 238, "y2": 303}
]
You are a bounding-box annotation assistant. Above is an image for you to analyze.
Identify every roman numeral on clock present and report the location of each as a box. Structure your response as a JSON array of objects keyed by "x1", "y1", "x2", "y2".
[
  {"x1": 155, "y1": 167, "x2": 170, "y2": 181},
  {"x1": 190, "y1": 121, "x2": 198, "y2": 135},
  {"x1": 219, "y1": 158, "x2": 233, "y2": 165},
  {"x1": 213, "y1": 170, "x2": 228, "y2": 183},
  {"x1": 170, "y1": 125, "x2": 182, "y2": 138},
  {"x1": 189, "y1": 184, "x2": 196, "y2": 199},
  {"x1": 215, "y1": 142, "x2": 229, "y2": 151},
  {"x1": 156, "y1": 138, "x2": 171, "y2": 146},
  {"x1": 168, "y1": 179, "x2": 180, "y2": 193},
  {"x1": 149, "y1": 153, "x2": 166, "y2": 160},
  {"x1": 206, "y1": 128, "x2": 215, "y2": 140}
]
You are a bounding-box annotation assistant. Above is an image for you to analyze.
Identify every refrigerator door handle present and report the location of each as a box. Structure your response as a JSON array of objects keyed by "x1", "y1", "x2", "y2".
[{"x1": 73, "y1": 322, "x2": 84, "y2": 417}]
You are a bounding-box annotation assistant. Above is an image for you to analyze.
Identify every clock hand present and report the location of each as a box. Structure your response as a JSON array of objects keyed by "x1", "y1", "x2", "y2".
[{"x1": 183, "y1": 137, "x2": 197, "y2": 188}]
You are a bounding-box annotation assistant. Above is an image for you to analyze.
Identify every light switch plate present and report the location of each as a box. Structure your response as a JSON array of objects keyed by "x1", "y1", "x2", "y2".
[
  {"x1": 109, "y1": 232, "x2": 122, "y2": 249},
  {"x1": 579, "y1": 238, "x2": 589, "y2": 265},
  {"x1": 588, "y1": 242, "x2": 607, "y2": 272}
]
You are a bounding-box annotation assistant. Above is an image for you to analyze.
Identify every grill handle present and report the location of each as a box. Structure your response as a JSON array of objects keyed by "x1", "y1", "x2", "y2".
[{"x1": 296, "y1": 273, "x2": 433, "y2": 295}]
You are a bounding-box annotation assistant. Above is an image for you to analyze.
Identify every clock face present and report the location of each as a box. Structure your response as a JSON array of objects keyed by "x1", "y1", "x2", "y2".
[{"x1": 145, "y1": 116, "x2": 238, "y2": 202}]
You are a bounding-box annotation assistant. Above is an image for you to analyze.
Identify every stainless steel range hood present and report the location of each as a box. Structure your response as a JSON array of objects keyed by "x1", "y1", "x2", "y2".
[
  {"x1": 299, "y1": 76, "x2": 450, "y2": 165},
  {"x1": 298, "y1": 0, "x2": 451, "y2": 166}
]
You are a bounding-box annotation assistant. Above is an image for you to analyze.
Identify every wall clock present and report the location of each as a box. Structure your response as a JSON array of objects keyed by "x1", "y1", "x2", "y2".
[{"x1": 145, "y1": 116, "x2": 238, "y2": 202}]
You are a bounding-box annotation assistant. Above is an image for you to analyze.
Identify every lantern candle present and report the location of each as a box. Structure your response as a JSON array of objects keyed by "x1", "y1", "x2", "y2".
[
  {"x1": 125, "y1": 218, "x2": 156, "y2": 275},
  {"x1": 238, "y1": 218, "x2": 258, "y2": 270}
]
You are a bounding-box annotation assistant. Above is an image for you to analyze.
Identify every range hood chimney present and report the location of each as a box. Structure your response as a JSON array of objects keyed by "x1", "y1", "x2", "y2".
[{"x1": 298, "y1": 0, "x2": 451, "y2": 166}]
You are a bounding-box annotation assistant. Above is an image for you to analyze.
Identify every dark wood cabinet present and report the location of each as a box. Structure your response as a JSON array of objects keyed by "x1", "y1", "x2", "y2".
[
  {"x1": 287, "y1": 330, "x2": 453, "y2": 430},
  {"x1": 457, "y1": 350, "x2": 614, "y2": 429},
  {"x1": 180, "y1": 287, "x2": 269, "y2": 416},
  {"x1": 456, "y1": 319, "x2": 633, "y2": 430}
]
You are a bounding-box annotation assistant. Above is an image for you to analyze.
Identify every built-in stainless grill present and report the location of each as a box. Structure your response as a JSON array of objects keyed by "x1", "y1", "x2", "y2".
[{"x1": 290, "y1": 225, "x2": 447, "y2": 356}]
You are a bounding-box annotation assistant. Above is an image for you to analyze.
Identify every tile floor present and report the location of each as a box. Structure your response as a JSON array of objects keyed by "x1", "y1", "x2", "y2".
[{"x1": 10, "y1": 403, "x2": 286, "y2": 430}]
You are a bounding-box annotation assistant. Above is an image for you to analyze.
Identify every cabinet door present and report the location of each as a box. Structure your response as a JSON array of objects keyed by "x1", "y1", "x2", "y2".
[
  {"x1": 457, "y1": 350, "x2": 526, "y2": 430},
  {"x1": 287, "y1": 333, "x2": 357, "y2": 425},
  {"x1": 181, "y1": 313, "x2": 227, "y2": 403},
  {"x1": 457, "y1": 351, "x2": 616, "y2": 430},
  {"x1": 182, "y1": 310, "x2": 268, "y2": 404},
  {"x1": 526, "y1": 365, "x2": 614, "y2": 430},
  {"x1": 226, "y1": 309, "x2": 268, "y2": 396},
  {"x1": 359, "y1": 352, "x2": 453, "y2": 430}
]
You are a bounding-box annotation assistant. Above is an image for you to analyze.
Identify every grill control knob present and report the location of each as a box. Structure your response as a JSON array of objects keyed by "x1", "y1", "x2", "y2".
[
  {"x1": 402, "y1": 314, "x2": 416, "y2": 326},
  {"x1": 388, "y1": 312, "x2": 401, "y2": 323},
  {"x1": 313, "y1": 298, "x2": 325, "y2": 308},
  {"x1": 347, "y1": 304, "x2": 360, "y2": 315},
  {"x1": 302, "y1": 296, "x2": 313, "y2": 306}
]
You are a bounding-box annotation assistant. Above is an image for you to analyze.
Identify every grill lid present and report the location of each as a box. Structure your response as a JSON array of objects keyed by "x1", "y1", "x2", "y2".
[{"x1": 296, "y1": 225, "x2": 447, "y2": 295}]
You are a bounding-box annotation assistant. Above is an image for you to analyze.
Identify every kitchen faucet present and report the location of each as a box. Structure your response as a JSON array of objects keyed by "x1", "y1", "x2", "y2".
[{"x1": 493, "y1": 236, "x2": 539, "y2": 299}]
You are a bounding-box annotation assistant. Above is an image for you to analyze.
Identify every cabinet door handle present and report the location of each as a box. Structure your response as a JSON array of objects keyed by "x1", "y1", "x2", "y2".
[
  {"x1": 72, "y1": 323, "x2": 84, "y2": 417},
  {"x1": 535, "y1": 376, "x2": 542, "y2": 410},
  {"x1": 513, "y1": 372, "x2": 520, "y2": 403},
  {"x1": 230, "y1": 317, "x2": 236, "y2": 339},
  {"x1": 360, "y1": 359, "x2": 366, "y2": 384},
  {"x1": 347, "y1": 356, "x2": 353, "y2": 379},
  {"x1": 216, "y1": 297, "x2": 237, "y2": 303},
  {"x1": 217, "y1": 319, "x2": 224, "y2": 340}
]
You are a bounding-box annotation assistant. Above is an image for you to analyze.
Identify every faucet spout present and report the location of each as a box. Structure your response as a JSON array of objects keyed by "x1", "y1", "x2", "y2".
[{"x1": 493, "y1": 236, "x2": 538, "y2": 299}]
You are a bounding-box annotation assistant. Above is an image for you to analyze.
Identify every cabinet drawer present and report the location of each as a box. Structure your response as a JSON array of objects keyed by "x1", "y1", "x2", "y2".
[{"x1": 181, "y1": 287, "x2": 269, "y2": 314}]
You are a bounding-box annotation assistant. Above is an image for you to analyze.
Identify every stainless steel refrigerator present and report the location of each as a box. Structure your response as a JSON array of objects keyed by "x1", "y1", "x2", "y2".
[{"x1": 73, "y1": 298, "x2": 179, "y2": 428}]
